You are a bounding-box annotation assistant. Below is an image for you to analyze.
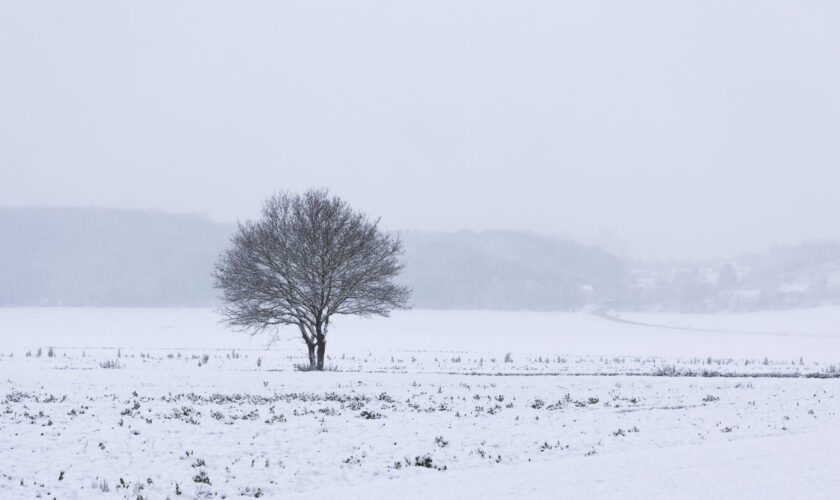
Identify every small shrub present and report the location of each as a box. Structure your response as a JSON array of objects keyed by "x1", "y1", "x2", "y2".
[
  {"x1": 654, "y1": 364, "x2": 678, "y2": 376},
  {"x1": 377, "y1": 392, "x2": 394, "y2": 403},
  {"x1": 92, "y1": 478, "x2": 110, "y2": 492},
  {"x1": 193, "y1": 470, "x2": 211, "y2": 484}
]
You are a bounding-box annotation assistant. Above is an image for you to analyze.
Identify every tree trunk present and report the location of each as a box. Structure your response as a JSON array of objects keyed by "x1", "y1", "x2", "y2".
[
  {"x1": 298, "y1": 321, "x2": 318, "y2": 371},
  {"x1": 306, "y1": 342, "x2": 317, "y2": 370},
  {"x1": 316, "y1": 339, "x2": 326, "y2": 371}
]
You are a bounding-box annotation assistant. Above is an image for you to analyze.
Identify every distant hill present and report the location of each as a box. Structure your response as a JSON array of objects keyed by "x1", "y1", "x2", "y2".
[
  {"x1": 0, "y1": 207, "x2": 628, "y2": 309},
  {"x1": 399, "y1": 231, "x2": 628, "y2": 310},
  {"x1": 2, "y1": 207, "x2": 838, "y2": 311},
  {"x1": 0, "y1": 207, "x2": 233, "y2": 306}
]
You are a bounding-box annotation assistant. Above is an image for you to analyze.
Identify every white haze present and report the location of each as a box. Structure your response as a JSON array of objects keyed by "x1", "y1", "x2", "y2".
[
  {"x1": 1, "y1": 1, "x2": 840, "y2": 258},
  {"x1": 3, "y1": 5, "x2": 840, "y2": 497}
]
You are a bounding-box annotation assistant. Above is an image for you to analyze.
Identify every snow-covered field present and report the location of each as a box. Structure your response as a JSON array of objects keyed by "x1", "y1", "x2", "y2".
[{"x1": 1, "y1": 308, "x2": 839, "y2": 499}]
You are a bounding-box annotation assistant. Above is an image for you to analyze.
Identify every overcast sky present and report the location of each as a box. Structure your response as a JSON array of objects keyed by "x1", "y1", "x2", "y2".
[{"x1": 1, "y1": 1, "x2": 838, "y2": 258}]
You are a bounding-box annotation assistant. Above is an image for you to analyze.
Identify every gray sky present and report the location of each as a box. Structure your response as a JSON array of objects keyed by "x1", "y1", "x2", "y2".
[{"x1": 2, "y1": 1, "x2": 839, "y2": 258}]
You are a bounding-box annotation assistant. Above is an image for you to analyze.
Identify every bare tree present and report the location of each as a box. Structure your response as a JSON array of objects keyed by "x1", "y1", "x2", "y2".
[{"x1": 214, "y1": 189, "x2": 411, "y2": 370}]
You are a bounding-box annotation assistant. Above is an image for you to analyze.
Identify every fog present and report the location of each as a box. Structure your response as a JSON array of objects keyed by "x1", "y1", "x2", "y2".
[
  {"x1": 2, "y1": 1, "x2": 839, "y2": 260},
  {"x1": 2, "y1": 207, "x2": 839, "y2": 311}
]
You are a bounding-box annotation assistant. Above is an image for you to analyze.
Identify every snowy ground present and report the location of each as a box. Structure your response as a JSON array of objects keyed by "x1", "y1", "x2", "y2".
[{"x1": 1, "y1": 308, "x2": 839, "y2": 499}]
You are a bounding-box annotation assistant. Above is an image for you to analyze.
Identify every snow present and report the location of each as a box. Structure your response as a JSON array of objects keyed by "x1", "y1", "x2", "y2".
[
  {"x1": 2, "y1": 306, "x2": 839, "y2": 361},
  {"x1": 288, "y1": 430, "x2": 840, "y2": 500},
  {"x1": 1, "y1": 307, "x2": 839, "y2": 499}
]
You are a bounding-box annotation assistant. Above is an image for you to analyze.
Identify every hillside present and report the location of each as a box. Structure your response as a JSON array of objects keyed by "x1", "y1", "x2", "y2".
[{"x1": 0, "y1": 208, "x2": 625, "y2": 309}]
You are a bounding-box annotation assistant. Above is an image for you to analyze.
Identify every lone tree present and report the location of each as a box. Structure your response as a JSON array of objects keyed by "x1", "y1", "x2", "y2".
[{"x1": 214, "y1": 189, "x2": 411, "y2": 370}]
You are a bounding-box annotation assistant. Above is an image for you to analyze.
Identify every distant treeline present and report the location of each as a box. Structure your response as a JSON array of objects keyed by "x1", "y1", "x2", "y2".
[
  {"x1": 1, "y1": 207, "x2": 839, "y2": 311},
  {"x1": 0, "y1": 207, "x2": 231, "y2": 307}
]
